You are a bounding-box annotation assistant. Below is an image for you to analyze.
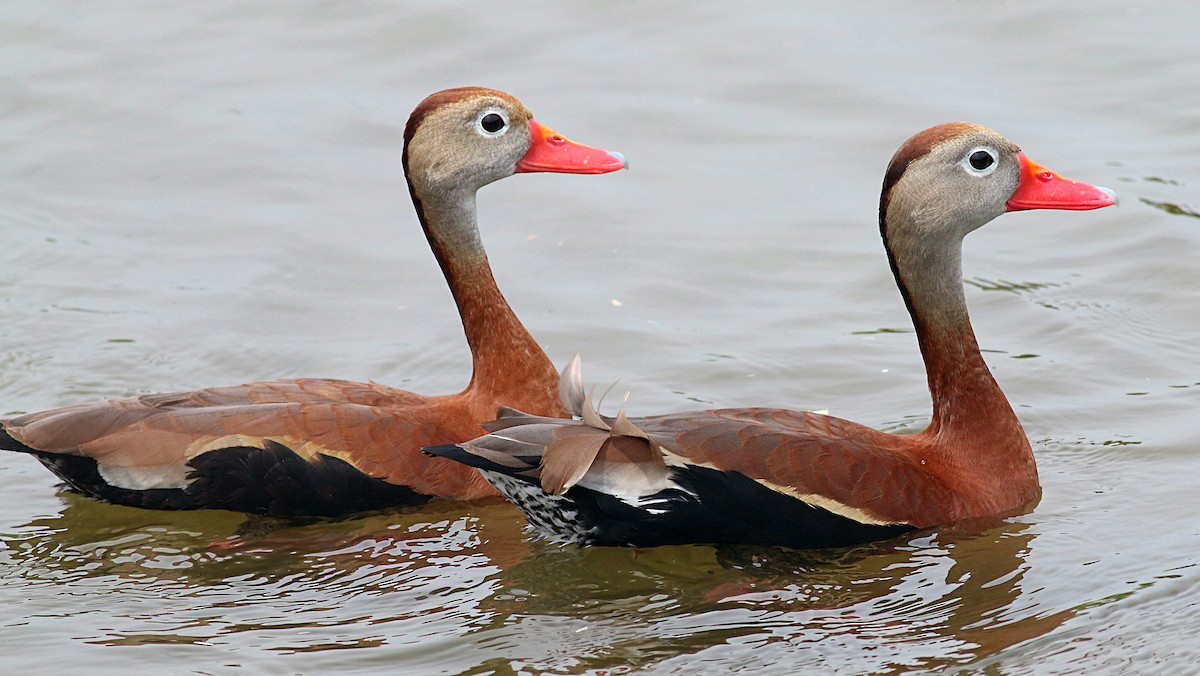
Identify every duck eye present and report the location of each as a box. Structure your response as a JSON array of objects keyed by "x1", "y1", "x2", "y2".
[
  {"x1": 479, "y1": 112, "x2": 507, "y2": 135},
  {"x1": 968, "y1": 149, "x2": 995, "y2": 171}
]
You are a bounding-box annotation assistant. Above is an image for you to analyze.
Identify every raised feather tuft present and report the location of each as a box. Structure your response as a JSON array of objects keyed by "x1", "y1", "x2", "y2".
[
  {"x1": 537, "y1": 361, "x2": 665, "y2": 495},
  {"x1": 559, "y1": 354, "x2": 585, "y2": 417}
]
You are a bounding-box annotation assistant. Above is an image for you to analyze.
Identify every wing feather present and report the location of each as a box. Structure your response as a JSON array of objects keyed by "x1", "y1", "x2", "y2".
[
  {"x1": 539, "y1": 428, "x2": 608, "y2": 495},
  {"x1": 2, "y1": 378, "x2": 503, "y2": 500}
]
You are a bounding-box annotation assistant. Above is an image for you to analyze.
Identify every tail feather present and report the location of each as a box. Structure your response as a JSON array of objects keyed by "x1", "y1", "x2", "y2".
[
  {"x1": 559, "y1": 354, "x2": 585, "y2": 417},
  {"x1": 434, "y1": 357, "x2": 670, "y2": 499},
  {"x1": 539, "y1": 427, "x2": 608, "y2": 495},
  {"x1": 424, "y1": 443, "x2": 539, "y2": 481},
  {"x1": 483, "y1": 406, "x2": 576, "y2": 433},
  {"x1": 1, "y1": 424, "x2": 36, "y2": 455}
]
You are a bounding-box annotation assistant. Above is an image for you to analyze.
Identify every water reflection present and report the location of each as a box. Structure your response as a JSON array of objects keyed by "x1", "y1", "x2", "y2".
[
  {"x1": 466, "y1": 520, "x2": 1072, "y2": 672},
  {"x1": 965, "y1": 278, "x2": 1060, "y2": 295},
  {"x1": 0, "y1": 494, "x2": 530, "y2": 653},
  {"x1": 2, "y1": 492, "x2": 1069, "y2": 671},
  {"x1": 1140, "y1": 197, "x2": 1200, "y2": 219},
  {"x1": 718, "y1": 523, "x2": 1074, "y2": 672}
]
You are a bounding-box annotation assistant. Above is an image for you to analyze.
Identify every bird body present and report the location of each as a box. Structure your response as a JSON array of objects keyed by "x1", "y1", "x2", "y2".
[
  {"x1": 1, "y1": 87, "x2": 626, "y2": 516},
  {"x1": 428, "y1": 123, "x2": 1116, "y2": 548}
]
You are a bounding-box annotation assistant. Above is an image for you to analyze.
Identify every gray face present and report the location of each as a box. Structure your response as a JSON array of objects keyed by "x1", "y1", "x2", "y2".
[
  {"x1": 878, "y1": 124, "x2": 1029, "y2": 326},
  {"x1": 405, "y1": 95, "x2": 535, "y2": 196},
  {"x1": 888, "y1": 127, "x2": 1024, "y2": 242}
]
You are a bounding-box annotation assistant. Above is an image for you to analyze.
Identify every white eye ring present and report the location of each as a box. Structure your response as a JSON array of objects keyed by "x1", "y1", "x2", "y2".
[
  {"x1": 476, "y1": 108, "x2": 509, "y2": 137},
  {"x1": 963, "y1": 146, "x2": 998, "y2": 176}
]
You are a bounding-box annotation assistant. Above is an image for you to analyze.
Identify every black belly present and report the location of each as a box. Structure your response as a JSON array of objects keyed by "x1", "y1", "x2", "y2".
[
  {"x1": 27, "y1": 440, "x2": 424, "y2": 517},
  {"x1": 562, "y1": 465, "x2": 914, "y2": 549}
]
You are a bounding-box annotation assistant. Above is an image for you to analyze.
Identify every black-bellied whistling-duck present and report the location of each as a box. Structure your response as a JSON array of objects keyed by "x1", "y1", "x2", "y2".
[
  {"x1": 426, "y1": 123, "x2": 1116, "y2": 548},
  {"x1": 0, "y1": 87, "x2": 626, "y2": 516}
]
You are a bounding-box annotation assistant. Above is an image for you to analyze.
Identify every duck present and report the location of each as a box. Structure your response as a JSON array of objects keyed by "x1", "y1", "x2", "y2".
[
  {"x1": 426, "y1": 122, "x2": 1116, "y2": 549},
  {"x1": 0, "y1": 86, "x2": 626, "y2": 516}
]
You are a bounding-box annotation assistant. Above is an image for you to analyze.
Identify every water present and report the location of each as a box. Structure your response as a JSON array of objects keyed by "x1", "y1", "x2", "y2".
[{"x1": 2, "y1": 1, "x2": 1198, "y2": 673}]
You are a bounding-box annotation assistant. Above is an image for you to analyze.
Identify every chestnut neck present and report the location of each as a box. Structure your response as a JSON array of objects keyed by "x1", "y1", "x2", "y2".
[
  {"x1": 406, "y1": 181, "x2": 562, "y2": 414},
  {"x1": 881, "y1": 216, "x2": 1030, "y2": 467}
]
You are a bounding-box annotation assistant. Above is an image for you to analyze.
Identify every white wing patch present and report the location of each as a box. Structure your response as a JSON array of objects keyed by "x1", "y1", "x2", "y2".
[
  {"x1": 97, "y1": 462, "x2": 189, "y2": 490},
  {"x1": 97, "y1": 434, "x2": 346, "y2": 492},
  {"x1": 755, "y1": 478, "x2": 907, "y2": 527},
  {"x1": 575, "y1": 456, "x2": 694, "y2": 516}
]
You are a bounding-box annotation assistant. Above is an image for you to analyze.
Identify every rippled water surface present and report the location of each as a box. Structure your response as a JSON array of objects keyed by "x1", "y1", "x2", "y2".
[{"x1": 2, "y1": 2, "x2": 1199, "y2": 673}]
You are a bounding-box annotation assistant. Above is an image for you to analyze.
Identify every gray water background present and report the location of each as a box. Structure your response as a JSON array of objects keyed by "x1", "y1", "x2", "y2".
[{"x1": 1, "y1": 2, "x2": 1198, "y2": 673}]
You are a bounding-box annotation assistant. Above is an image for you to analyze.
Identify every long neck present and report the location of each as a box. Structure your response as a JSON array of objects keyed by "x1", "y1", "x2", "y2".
[
  {"x1": 408, "y1": 183, "x2": 561, "y2": 411},
  {"x1": 883, "y1": 218, "x2": 1030, "y2": 467}
]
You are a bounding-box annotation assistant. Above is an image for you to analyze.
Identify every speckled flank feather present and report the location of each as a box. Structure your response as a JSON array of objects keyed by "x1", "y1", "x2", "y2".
[{"x1": 482, "y1": 472, "x2": 593, "y2": 544}]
